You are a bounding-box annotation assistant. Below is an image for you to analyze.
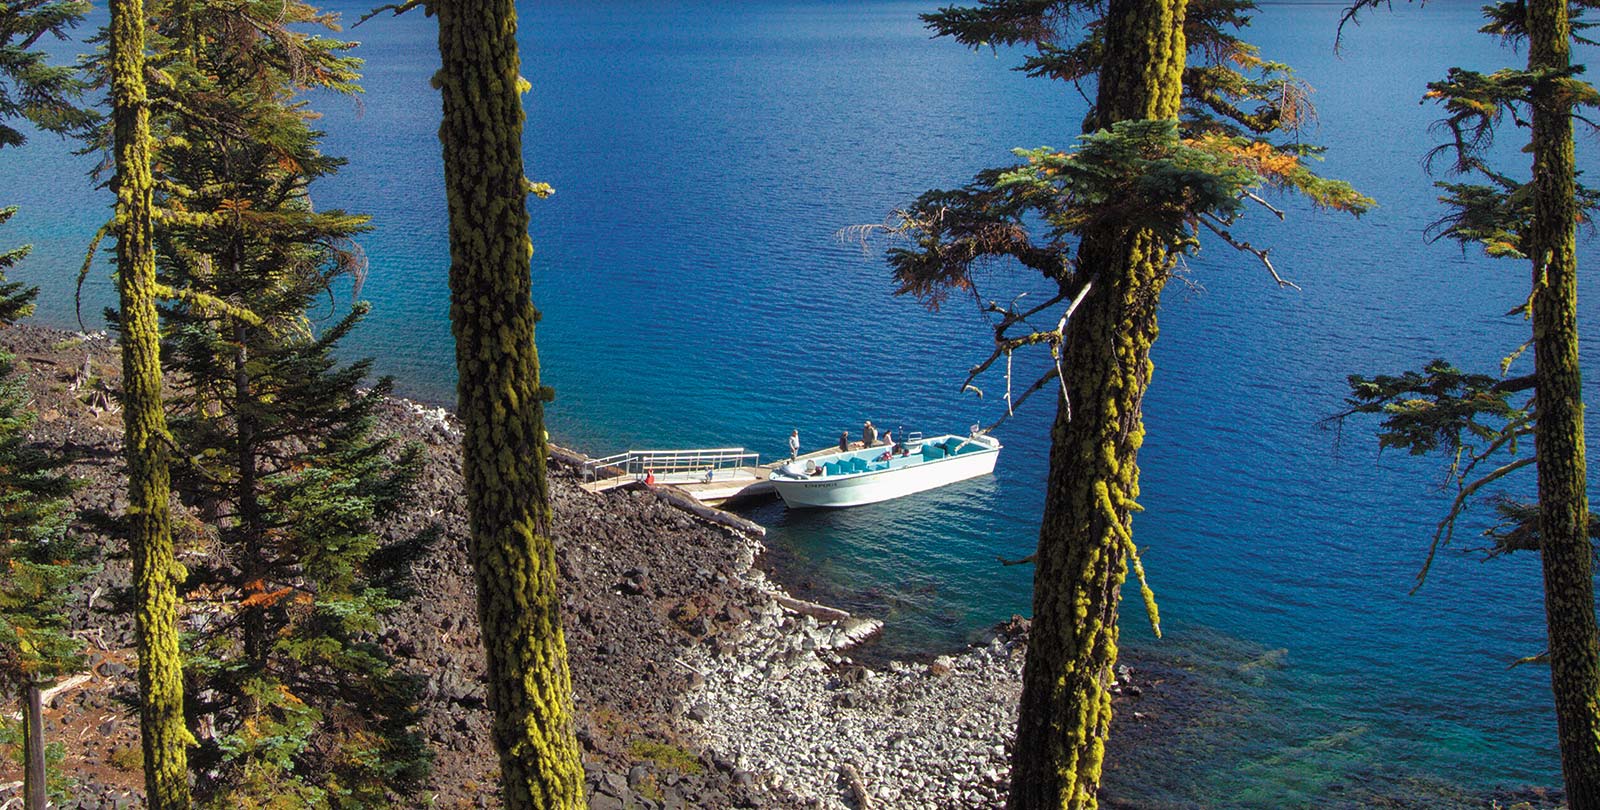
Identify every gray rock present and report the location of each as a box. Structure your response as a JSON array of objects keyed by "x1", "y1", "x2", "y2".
[
  {"x1": 599, "y1": 771, "x2": 629, "y2": 797},
  {"x1": 590, "y1": 794, "x2": 626, "y2": 810},
  {"x1": 628, "y1": 764, "x2": 652, "y2": 789}
]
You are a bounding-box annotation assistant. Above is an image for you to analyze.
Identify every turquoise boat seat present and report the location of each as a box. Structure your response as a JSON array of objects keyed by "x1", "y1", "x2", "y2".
[
  {"x1": 944, "y1": 439, "x2": 984, "y2": 455},
  {"x1": 922, "y1": 444, "x2": 946, "y2": 461}
]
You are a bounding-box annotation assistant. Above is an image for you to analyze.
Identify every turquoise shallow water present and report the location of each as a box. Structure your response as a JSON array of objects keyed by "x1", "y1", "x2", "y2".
[{"x1": 1, "y1": 1, "x2": 1596, "y2": 806}]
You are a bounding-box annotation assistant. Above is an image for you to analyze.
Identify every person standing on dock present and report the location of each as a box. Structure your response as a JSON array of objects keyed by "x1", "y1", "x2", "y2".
[
  {"x1": 789, "y1": 429, "x2": 800, "y2": 460},
  {"x1": 863, "y1": 420, "x2": 877, "y2": 447}
]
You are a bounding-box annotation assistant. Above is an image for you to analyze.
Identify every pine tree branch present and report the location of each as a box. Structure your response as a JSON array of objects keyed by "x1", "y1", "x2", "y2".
[
  {"x1": 150, "y1": 283, "x2": 264, "y2": 326},
  {"x1": 1493, "y1": 374, "x2": 1538, "y2": 393}
]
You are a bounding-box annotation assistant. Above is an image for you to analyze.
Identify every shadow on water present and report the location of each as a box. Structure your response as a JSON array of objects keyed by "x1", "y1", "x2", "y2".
[{"x1": 1103, "y1": 629, "x2": 1563, "y2": 810}]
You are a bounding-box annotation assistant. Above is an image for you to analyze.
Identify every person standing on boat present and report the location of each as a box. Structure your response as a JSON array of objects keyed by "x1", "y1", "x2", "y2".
[
  {"x1": 788, "y1": 429, "x2": 800, "y2": 460},
  {"x1": 838, "y1": 431, "x2": 850, "y2": 452},
  {"x1": 863, "y1": 420, "x2": 877, "y2": 447}
]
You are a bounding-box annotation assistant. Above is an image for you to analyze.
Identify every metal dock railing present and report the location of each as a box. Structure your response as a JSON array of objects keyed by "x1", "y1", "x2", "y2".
[{"x1": 580, "y1": 447, "x2": 762, "y2": 493}]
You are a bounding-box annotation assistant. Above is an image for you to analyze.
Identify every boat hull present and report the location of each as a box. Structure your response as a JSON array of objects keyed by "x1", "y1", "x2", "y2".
[{"x1": 770, "y1": 436, "x2": 1000, "y2": 508}]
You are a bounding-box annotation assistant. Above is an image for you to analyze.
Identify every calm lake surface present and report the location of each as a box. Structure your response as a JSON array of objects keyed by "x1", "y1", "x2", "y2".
[{"x1": 3, "y1": 1, "x2": 1595, "y2": 806}]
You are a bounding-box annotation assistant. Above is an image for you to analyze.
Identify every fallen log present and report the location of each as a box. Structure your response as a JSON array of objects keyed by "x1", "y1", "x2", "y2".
[
  {"x1": 39, "y1": 674, "x2": 90, "y2": 708},
  {"x1": 775, "y1": 594, "x2": 850, "y2": 623},
  {"x1": 652, "y1": 484, "x2": 767, "y2": 537},
  {"x1": 840, "y1": 762, "x2": 873, "y2": 809},
  {"x1": 546, "y1": 442, "x2": 592, "y2": 471}
]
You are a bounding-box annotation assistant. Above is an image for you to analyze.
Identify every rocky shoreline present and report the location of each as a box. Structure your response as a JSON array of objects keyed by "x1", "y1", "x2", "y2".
[
  {"x1": 0, "y1": 323, "x2": 1052, "y2": 810},
  {"x1": 321, "y1": 393, "x2": 1060, "y2": 810}
]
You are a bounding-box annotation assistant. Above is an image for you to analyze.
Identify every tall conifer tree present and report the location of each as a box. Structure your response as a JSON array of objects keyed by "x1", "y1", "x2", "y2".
[
  {"x1": 1524, "y1": 2, "x2": 1600, "y2": 799},
  {"x1": 107, "y1": 0, "x2": 192, "y2": 803},
  {"x1": 1339, "y1": 0, "x2": 1600, "y2": 803},
  {"x1": 114, "y1": 0, "x2": 430, "y2": 802},
  {"x1": 882, "y1": 1, "x2": 1368, "y2": 805},
  {"x1": 0, "y1": 8, "x2": 94, "y2": 806},
  {"x1": 0, "y1": 358, "x2": 83, "y2": 808},
  {"x1": 432, "y1": 0, "x2": 584, "y2": 805},
  {"x1": 0, "y1": 219, "x2": 86, "y2": 810}
]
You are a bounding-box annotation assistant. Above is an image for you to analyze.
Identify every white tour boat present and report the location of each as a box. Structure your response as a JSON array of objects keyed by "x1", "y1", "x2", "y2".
[{"x1": 768, "y1": 432, "x2": 1001, "y2": 508}]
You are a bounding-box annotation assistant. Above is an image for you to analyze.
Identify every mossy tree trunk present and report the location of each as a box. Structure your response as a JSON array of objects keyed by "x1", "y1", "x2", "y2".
[
  {"x1": 433, "y1": 1, "x2": 585, "y2": 807},
  {"x1": 22, "y1": 680, "x2": 43, "y2": 810},
  {"x1": 1526, "y1": 0, "x2": 1600, "y2": 804},
  {"x1": 232, "y1": 314, "x2": 266, "y2": 678},
  {"x1": 1007, "y1": 0, "x2": 1186, "y2": 807},
  {"x1": 109, "y1": 0, "x2": 191, "y2": 805}
]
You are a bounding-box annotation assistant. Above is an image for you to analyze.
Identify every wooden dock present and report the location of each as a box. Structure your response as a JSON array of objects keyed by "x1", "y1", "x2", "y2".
[
  {"x1": 578, "y1": 462, "x2": 775, "y2": 504},
  {"x1": 571, "y1": 444, "x2": 849, "y2": 507},
  {"x1": 623, "y1": 445, "x2": 856, "y2": 505}
]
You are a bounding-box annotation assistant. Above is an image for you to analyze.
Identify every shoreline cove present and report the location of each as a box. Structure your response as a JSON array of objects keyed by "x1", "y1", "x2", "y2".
[{"x1": 0, "y1": 323, "x2": 1066, "y2": 809}]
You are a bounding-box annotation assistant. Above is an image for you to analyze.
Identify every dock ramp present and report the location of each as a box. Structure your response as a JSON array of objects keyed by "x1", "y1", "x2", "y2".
[{"x1": 579, "y1": 447, "x2": 773, "y2": 504}]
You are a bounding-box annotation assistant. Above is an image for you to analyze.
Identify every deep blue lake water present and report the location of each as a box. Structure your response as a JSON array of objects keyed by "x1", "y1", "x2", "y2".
[{"x1": 3, "y1": 1, "x2": 1596, "y2": 806}]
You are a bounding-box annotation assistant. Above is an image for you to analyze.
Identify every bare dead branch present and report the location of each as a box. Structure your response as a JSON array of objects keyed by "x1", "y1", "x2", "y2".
[
  {"x1": 982, "y1": 290, "x2": 1071, "y2": 335},
  {"x1": 959, "y1": 329, "x2": 1059, "y2": 395},
  {"x1": 1243, "y1": 190, "x2": 1287, "y2": 221},
  {"x1": 1199, "y1": 215, "x2": 1301, "y2": 290},
  {"x1": 1451, "y1": 410, "x2": 1536, "y2": 489},
  {"x1": 1061, "y1": 278, "x2": 1094, "y2": 323},
  {"x1": 1055, "y1": 279, "x2": 1094, "y2": 420},
  {"x1": 355, "y1": 0, "x2": 426, "y2": 26},
  {"x1": 979, "y1": 367, "x2": 1060, "y2": 433},
  {"x1": 1005, "y1": 350, "x2": 1014, "y2": 417},
  {"x1": 1413, "y1": 455, "x2": 1537, "y2": 593},
  {"x1": 1510, "y1": 650, "x2": 1550, "y2": 668},
  {"x1": 1498, "y1": 339, "x2": 1534, "y2": 375}
]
